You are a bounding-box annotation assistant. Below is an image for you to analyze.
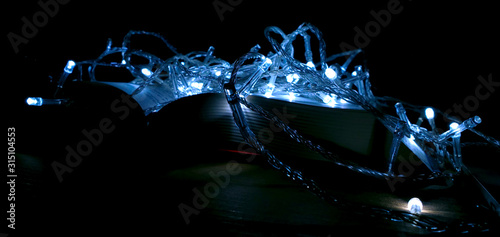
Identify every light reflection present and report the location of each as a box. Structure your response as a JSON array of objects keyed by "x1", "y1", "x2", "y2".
[{"x1": 408, "y1": 197, "x2": 423, "y2": 214}]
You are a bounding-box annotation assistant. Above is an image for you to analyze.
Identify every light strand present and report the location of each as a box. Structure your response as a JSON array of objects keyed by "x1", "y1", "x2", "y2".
[{"x1": 25, "y1": 23, "x2": 499, "y2": 232}]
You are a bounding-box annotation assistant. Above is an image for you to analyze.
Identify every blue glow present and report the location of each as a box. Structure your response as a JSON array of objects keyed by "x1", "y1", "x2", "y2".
[
  {"x1": 265, "y1": 57, "x2": 273, "y2": 65},
  {"x1": 306, "y1": 61, "x2": 315, "y2": 68},
  {"x1": 321, "y1": 93, "x2": 339, "y2": 107},
  {"x1": 214, "y1": 69, "x2": 222, "y2": 77},
  {"x1": 450, "y1": 122, "x2": 459, "y2": 130},
  {"x1": 264, "y1": 83, "x2": 275, "y2": 98},
  {"x1": 322, "y1": 94, "x2": 333, "y2": 104},
  {"x1": 141, "y1": 68, "x2": 152, "y2": 77},
  {"x1": 286, "y1": 73, "x2": 300, "y2": 83},
  {"x1": 425, "y1": 107, "x2": 435, "y2": 120},
  {"x1": 325, "y1": 67, "x2": 337, "y2": 80},
  {"x1": 26, "y1": 97, "x2": 43, "y2": 106},
  {"x1": 191, "y1": 82, "x2": 204, "y2": 90},
  {"x1": 408, "y1": 197, "x2": 423, "y2": 214},
  {"x1": 64, "y1": 60, "x2": 76, "y2": 73},
  {"x1": 288, "y1": 92, "x2": 296, "y2": 102}
]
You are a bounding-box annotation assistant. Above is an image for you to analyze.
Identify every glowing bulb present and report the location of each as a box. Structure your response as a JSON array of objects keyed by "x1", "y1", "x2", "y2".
[
  {"x1": 325, "y1": 67, "x2": 337, "y2": 80},
  {"x1": 322, "y1": 94, "x2": 333, "y2": 104},
  {"x1": 265, "y1": 57, "x2": 272, "y2": 65},
  {"x1": 288, "y1": 92, "x2": 296, "y2": 102},
  {"x1": 286, "y1": 73, "x2": 300, "y2": 83},
  {"x1": 214, "y1": 69, "x2": 222, "y2": 77},
  {"x1": 449, "y1": 122, "x2": 459, "y2": 130},
  {"x1": 64, "y1": 60, "x2": 76, "y2": 73},
  {"x1": 121, "y1": 59, "x2": 126, "y2": 65},
  {"x1": 327, "y1": 100, "x2": 337, "y2": 107},
  {"x1": 321, "y1": 93, "x2": 338, "y2": 107},
  {"x1": 141, "y1": 68, "x2": 152, "y2": 77},
  {"x1": 351, "y1": 71, "x2": 357, "y2": 77},
  {"x1": 407, "y1": 197, "x2": 423, "y2": 214},
  {"x1": 264, "y1": 84, "x2": 275, "y2": 98},
  {"x1": 191, "y1": 82, "x2": 203, "y2": 90},
  {"x1": 306, "y1": 61, "x2": 315, "y2": 68},
  {"x1": 425, "y1": 107, "x2": 435, "y2": 120},
  {"x1": 26, "y1": 97, "x2": 43, "y2": 106},
  {"x1": 340, "y1": 98, "x2": 348, "y2": 104}
]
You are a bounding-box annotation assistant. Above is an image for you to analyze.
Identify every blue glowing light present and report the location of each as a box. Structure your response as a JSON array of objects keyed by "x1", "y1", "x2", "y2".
[
  {"x1": 306, "y1": 61, "x2": 315, "y2": 68},
  {"x1": 214, "y1": 69, "x2": 222, "y2": 77},
  {"x1": 264, "y1": 83, "x2": 275, "y2": 98},
  {"x1": 325, "y1": 67, "x2": 337, "y2": 80},
  {"x1": 141, "y1": 68, "x2": 152, "y2": 77},
  {"x1": 425, "y1": 107, "x2": 435, "y2": 120},
  {"x1": 26, "y1": 97, "x2": 43, "y2": 106},
  {"x1": 191, "y1": 82, "x2": 204, "y2": 90},
  {"x1": 408, "y1": 197, "x2": 423, "y2": 214},
  {"x1": 64, "y1": 60, "x2": 76, "y2": 74}
]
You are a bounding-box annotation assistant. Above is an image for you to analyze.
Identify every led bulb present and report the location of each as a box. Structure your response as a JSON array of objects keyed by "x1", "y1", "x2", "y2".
[
  {"x1": 425, "y1": 107, "x2": 435, "y2": 120},
  {"x1": 264, "y1": 57, "x2": 273, "y2": 65},
  {"x1": 141, "y1": 68, "x2": 152, "y2": 77},
  {"x1": 288, "y1": 92, "x2": 296, "y2": 102},
  {"x1": 191, "y1": 82, "x2": 203, "y2": 90},
  {"x1": 264, "y1": 84, "x2": 275, "y2": 98},
  {"x1": 285, "y1": 73, "x2": 300, "y2": 83},
  {"x1": 64, "y1": 60, "x2": 76, "y2": 73},
  {"x1": 322, "y1": 94, "x2": 333, "y2": 104},
  {"x1": 407, "y1": 197, "x2": 423, "y2": 214},
  {"x1": 325, "y1": 67, "x2": 337, "y2": 80},
  {"x1": 306, "y1": 61, "x2": 315, "y2": 68},
  {"x1": 26, "y1": 97, "x2": 43, "y2": 106},
  {"x1": 214, "y1": 69, "x2": 222, "y2": 77},
  {"x1": 449, "y1": 122, "x2": 459, "y2": 130}
]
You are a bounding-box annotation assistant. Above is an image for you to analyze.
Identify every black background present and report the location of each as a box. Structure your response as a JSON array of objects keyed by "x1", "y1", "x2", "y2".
[{"x1": 5, "y1": 0, "x2": 499, "y2": 126}]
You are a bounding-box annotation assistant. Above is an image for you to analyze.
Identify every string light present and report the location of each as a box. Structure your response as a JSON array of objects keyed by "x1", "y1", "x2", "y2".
[
  {"x1": 24, "y1": 23, "x2": 500, "y2": 231},
  {"x1": 27, "y1": 23, "x2": 499, "y2": 177}
]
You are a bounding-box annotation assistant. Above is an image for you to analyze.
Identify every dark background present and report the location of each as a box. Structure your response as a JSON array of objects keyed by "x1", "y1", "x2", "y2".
[
  {"x1": 5, "y1": 0, "x2": 499, "y2": 126},
  {"x1": 3, "y1": 0, "x2": 500, "y2": 236}
]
